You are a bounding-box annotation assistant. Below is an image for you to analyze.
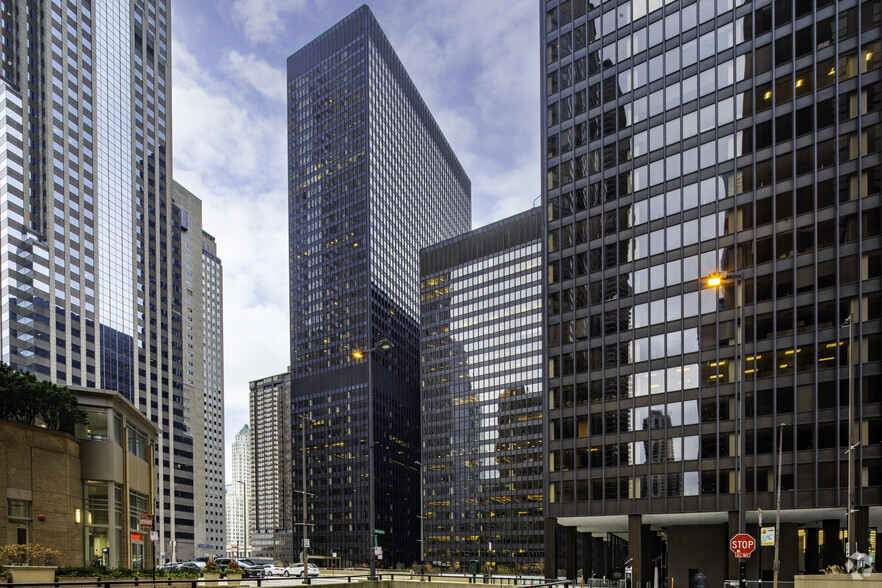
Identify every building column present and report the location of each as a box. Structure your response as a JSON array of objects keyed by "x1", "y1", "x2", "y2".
[
  {"x1": 566, "y1": 526, "x2": 578, "y2": 580},
  {"x1": 822, "y1": 519, "x2": 841, "y2": 568},
  {"x1": 629, "y1": 514, "x2": 651, "y2": 588},
  {"x1": 728, "y1": 510, "x2": 739, "y2": 580},
  {"x1": 581, "y1": 532, "x2": 592, "y2": 580},
  {"x1": 855, "y1": 506, "x2": 870, "y2": 556},
  {"x1": 600, "y1": 536, "x2": 610, "y2": 579},
  {"x1": 804, "y1": 528, "x2": 820, "y2": 574},
  {"x1": 593, "y1": 535, "x2": 606, "y2": 578},
  {"x1": 545, "y1": 517, "x2": 558, "y2": 579}
]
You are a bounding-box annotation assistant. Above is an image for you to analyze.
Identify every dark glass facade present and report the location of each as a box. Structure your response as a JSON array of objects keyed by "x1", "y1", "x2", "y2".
[
  {"x1": 287, "y1": 6, "x2": 471, "y2": 567},
  {"x1": 542, "y1": 0, "x2": 881, "y2": 582},
  {"x1": 420, "y1": 209, "x2": 544, "y2": 573}
]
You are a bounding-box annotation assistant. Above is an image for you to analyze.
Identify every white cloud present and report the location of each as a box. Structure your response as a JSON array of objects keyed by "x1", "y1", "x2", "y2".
[
  {"x1": 172, "y1": 39, "x2": 290, "y2": 476},
  {"x1": 222, "y1": 51, "x2": 287, "y2": 104},
  {"x1": 172, "y1": 0, "x2": 541, "y2": 482},
  {"x1": 231, "y1": 0, "x2": 307, "y2": 44}
]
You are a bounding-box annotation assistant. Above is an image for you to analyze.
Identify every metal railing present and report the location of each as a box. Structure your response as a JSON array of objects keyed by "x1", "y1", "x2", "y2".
[{"x1": 4, "y1": 575, "x2": 575, "y2": 588}]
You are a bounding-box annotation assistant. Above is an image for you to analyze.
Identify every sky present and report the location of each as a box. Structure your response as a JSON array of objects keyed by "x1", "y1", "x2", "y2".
[{"x1": 169, "y1": 0, "x2": 541, "y2": 483}]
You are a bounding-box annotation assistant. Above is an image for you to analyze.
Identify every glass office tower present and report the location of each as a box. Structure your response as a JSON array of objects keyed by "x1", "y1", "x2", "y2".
[
  {"x1": 287, "y1": 6, "x2": 471, "y2": 567},
  {"x1": 0, "y1": 1, "x2": 220, "y2": 562},
  {"x1": 542, "y1": 0, "x2": 880, "y2": 583},
  {"x1": 420, "y1": 209, "x2": 544, "y2": 573}
]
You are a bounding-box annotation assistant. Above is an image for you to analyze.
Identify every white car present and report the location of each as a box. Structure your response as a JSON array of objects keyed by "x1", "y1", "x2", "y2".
[
  {"x1": 285, "y1": 563, "x2": 319, "y2": 578},
  {"x1": 263, "y1": 564, "x2": 286, "y2": 576}
]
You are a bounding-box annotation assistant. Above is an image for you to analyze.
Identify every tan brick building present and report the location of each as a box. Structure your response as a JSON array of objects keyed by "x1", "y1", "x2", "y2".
[{"x1": 1, "y1": 388, "x2": 158, "y2": 568}]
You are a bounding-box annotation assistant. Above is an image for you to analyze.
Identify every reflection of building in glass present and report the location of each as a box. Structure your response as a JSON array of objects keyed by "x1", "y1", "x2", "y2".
[
  {"x1": 287, "y1": 5, "x2": 470, "y2": 567},
  {"x1": 421, "y1": 209, "x2": 543, "y2": 573},
  {"x1": 543, "y1": 0, "x2": 882, "y2": 584}
]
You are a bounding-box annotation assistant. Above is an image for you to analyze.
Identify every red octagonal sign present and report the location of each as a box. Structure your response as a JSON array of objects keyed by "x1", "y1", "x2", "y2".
[{"x1": 731, "y1": 533, "x2": 756, "y2": 558}]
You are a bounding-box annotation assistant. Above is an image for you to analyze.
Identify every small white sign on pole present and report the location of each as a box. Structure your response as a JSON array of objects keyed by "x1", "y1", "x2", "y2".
[{"x1": 761, "y1": 527, "x2": 775, "y2": 546}]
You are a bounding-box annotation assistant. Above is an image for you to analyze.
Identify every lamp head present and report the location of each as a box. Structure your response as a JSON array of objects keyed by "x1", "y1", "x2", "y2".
[
  {"x1": 375, "y1": 338, "x2": 393, "y2": 352},
  {"x1": 706, "y1": 275, "x2": 723, "y2": 287},
  {"x1": 352, "y1": 350, "x2": 365, "y2": 359}
]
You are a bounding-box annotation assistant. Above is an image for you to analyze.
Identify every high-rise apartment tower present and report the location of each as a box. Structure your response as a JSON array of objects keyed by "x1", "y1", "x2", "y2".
[
  {"x1": 249, "y1": 371, "x2": 294, "y2": 562},
  {"x1": 287, "y1": 5, "x2": 471, "y2": 567}
]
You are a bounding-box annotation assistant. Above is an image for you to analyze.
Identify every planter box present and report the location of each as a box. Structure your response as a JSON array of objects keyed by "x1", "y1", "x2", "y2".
[
  {"x1": 224, "y1": 574, "x2": 242, "y2": 585},
  {"x1": 9, "y1": 566, "x2": 57, "y2": 584},
  {"x1": 795, "y1": 573, "x2": 880, "y2": 588}
]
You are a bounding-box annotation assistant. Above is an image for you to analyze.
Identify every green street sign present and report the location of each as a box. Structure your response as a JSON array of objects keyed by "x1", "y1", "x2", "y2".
[{"x1": 374, "y1": 529, "x2": 386, "y2": 534}]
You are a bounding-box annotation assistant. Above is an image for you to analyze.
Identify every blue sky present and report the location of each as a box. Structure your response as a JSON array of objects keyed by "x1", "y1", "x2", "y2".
[{"x1": 170, "y1": 1, "x2": 540, "y2": 482}]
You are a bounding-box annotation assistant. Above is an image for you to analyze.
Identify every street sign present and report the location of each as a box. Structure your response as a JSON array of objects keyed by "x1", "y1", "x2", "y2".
[
  {"x1": 139, "y1": 514, "x2": 153, "y2": 529},
  {"x1": 374, "y1": 529, "x2": 386, "y2": 534},
  {"x1": 731, "y1": 533, "x2": 756, "y2": 558},
  {"x1": 303, "y1": 539, "x2": 310, "y2": 548},
  {"x1": 374, "y1": 546, "x2": 382, "y2": 556},
  {"x1": 761, "y1": 527, "x2": 775, "y2": 546},
  {"x1": 150, "y1": 531, "x2": 159, "y2": 542}
]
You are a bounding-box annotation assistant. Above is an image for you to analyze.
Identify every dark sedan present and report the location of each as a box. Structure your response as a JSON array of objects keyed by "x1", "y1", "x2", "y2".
[{"x1": 215, "y1": 558, "x2": 264, "y2": 578}]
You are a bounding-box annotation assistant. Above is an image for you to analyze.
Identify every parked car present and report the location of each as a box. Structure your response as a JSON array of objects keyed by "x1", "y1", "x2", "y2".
[
  {"x1": 216, "y1": 558, "x2": 264, "y2": 578},
  {"x1": 262, "y1": 563, "x2": 286, "y2": 577},
  {"x1": 285, "y1": 563, "x2": 319, "y2": 578},
  {"x1": 160, "y1": 561, "x2": 182, "y2": 571},
  {"x1": 185, "y1": 556, "x2": 212, "y2": 569}
]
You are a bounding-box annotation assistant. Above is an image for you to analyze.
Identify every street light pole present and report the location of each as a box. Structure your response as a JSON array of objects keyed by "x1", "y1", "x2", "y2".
[
  {"x1": 773, "y1": 423, "x2": 784, "y2": 588},
  {"x1": 296, "y1": 414, "x2": 315, "y2": 584},
  {"x1": 844, "y1": 314, "x2": 856, "y2": 560},
  {"x1": 353, "y1": 338, "x2": 394, "y2": 581},
  {"x1": 707, "y1": 273, "x2": 745, "y2": 588},
  {"x1": 416, "y1": 460, "x2": 426, "y2": 577}
]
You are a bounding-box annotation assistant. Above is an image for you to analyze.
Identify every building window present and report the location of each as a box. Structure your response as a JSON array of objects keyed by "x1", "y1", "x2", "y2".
[
  {"x1": 126, "y1": 425, "x2": 147, "y2": 460},
  {"x1": 6, "y1": 499, "x2": 31, "y2": 545}
]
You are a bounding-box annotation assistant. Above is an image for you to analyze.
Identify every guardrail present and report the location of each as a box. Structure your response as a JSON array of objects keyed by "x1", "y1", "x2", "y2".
[{"x1": 4, "y1": 574, "x2": 576, "y2": 588}]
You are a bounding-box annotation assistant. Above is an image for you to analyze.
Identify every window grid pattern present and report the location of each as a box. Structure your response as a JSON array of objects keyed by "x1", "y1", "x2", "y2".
[
  {"x1": 421, "y1": 210, "x2": 545, "y2": 573},
  {"x1": 543, "y1": 0, "x2": 882, "y2": 516}
]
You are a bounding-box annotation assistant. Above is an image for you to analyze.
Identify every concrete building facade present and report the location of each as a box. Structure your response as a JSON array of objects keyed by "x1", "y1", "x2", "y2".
[{"x1": 249, "y1": 371, "x2": 293, "y2": 563}]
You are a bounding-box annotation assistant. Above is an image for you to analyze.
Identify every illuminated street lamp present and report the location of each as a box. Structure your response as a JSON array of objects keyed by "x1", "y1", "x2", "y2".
[
  {"x1": 352, "y1": 337, "x2": 394, "y2": 580},
  {"x1": 706, "y1": 272, "x2": 746, "y2": 588}
]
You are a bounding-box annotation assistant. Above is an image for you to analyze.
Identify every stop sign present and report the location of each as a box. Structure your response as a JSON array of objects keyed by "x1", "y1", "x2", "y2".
[{"x1": 731, "y1": 533, "x2": 756, "y2": 558}]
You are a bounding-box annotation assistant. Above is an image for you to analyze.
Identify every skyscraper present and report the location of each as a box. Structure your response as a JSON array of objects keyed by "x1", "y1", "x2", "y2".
[
  {"x1": 0, "y1": 1, "x2": 221, "y2": 562},
  {"x1": 227, "y1": 424, "x2": 253, "y2": 558},
  {"x1": 542, "y1": 0, "x2": 880, "y2": 583},
  {"x1": 420, "y1": 208, "x2": 544, "y2": 573},
  {"x1": 287, "y1": 5, "x2": 471, "y2": 567},
  {"x1": 249, "y1": 370, "x2": 294, "y2": 562},
  {"x1": 172, "y1": 181, "x2": 227, "y2": 556}
]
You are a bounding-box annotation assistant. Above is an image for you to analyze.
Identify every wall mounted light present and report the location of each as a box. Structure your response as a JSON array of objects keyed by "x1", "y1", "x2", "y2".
[
  {"x1": 37, "y1": 514, "x2": 46, "y2": 521},
  {"x1": 75, "y1": 509, "x2": 82, "y2": 524}
]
